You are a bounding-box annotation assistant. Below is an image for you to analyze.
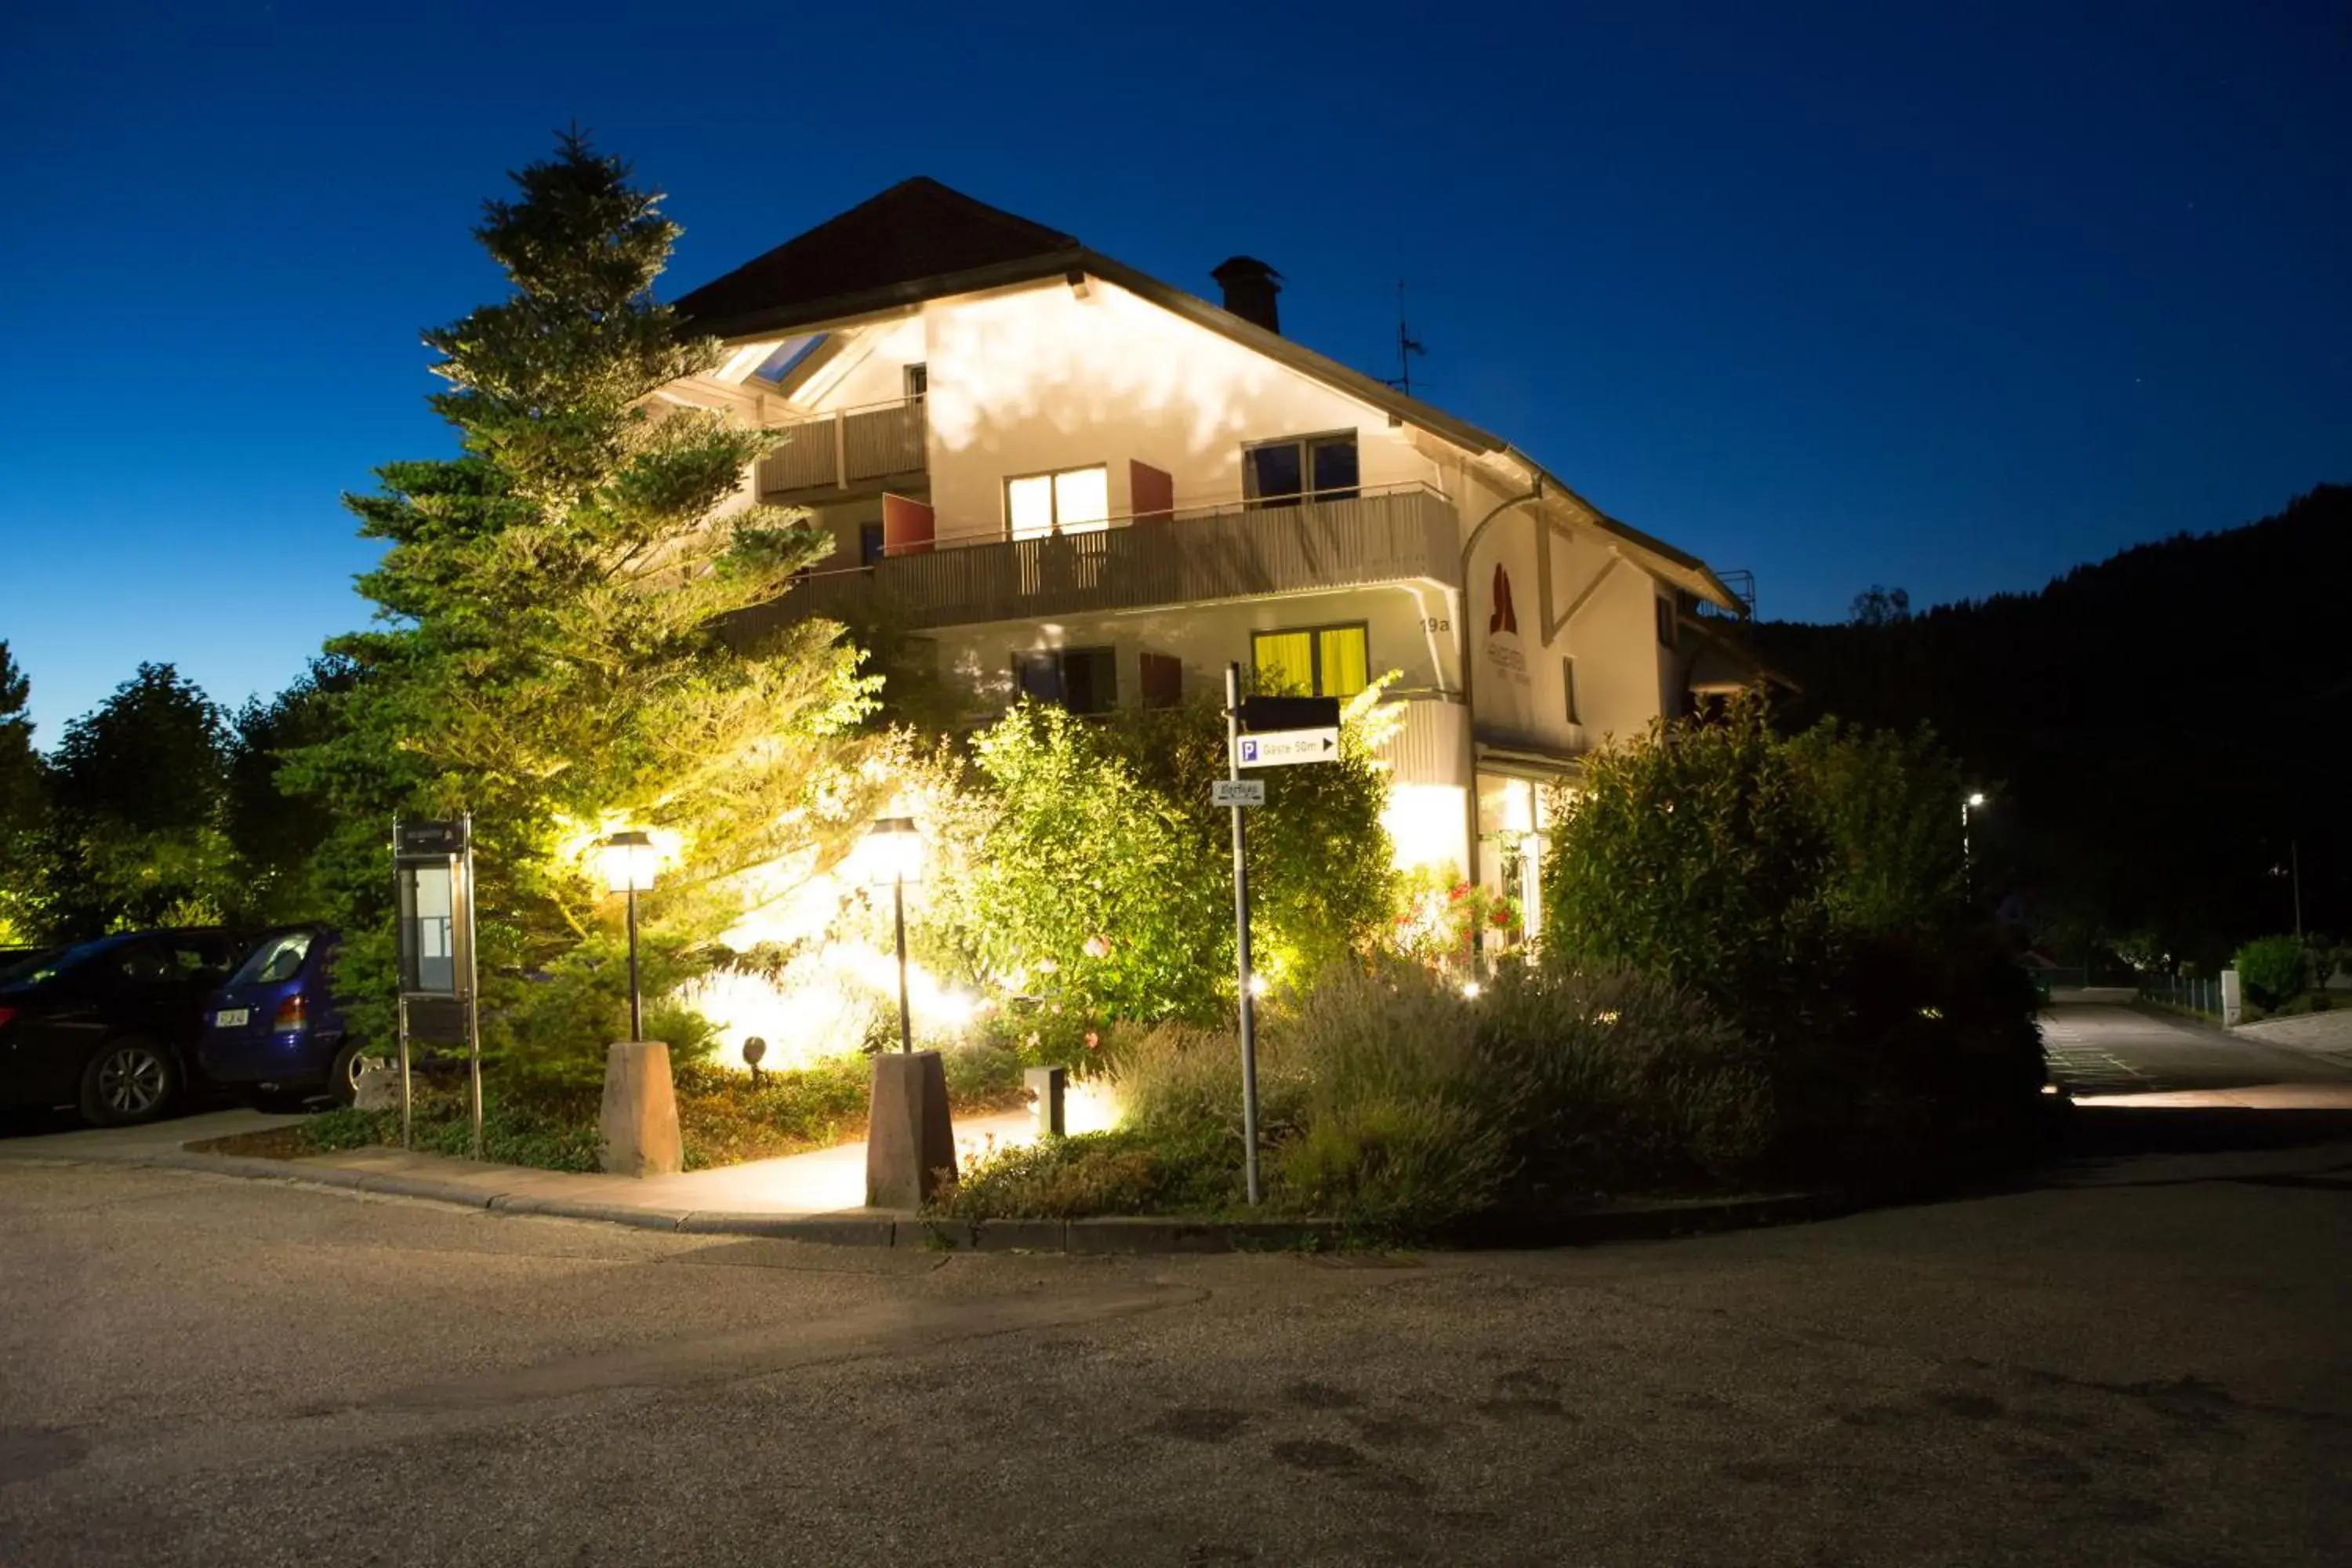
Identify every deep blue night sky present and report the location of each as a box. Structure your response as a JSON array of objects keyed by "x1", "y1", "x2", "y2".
[{"x1": 2, "y1": 2, "x2": 2344, "y2": 739}]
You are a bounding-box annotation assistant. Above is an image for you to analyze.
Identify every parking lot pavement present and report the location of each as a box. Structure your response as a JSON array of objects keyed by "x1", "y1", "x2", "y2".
[
  {"x1": 5, "y1": 1134, "x2": 2350, "y2": 1566},
  {"x1": 0, "y1": 1105, "x2": 307, "y2": 1161}
]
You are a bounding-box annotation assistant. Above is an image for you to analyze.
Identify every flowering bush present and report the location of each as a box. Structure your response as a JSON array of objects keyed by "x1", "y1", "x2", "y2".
[{"x1": 1389, "y1": 864, "x2": 1520, "y2": 966}]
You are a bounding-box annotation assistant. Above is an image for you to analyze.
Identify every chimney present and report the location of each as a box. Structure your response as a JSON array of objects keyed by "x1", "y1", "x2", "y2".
[{"x1": 1210, "y1": 256, "x2": 1283, "y2": 335}]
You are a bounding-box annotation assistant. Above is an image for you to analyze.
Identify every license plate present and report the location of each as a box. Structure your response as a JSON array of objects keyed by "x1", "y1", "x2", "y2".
[{"x1": 215, "y1": 1008, "x2": 249, "y2": 1028}]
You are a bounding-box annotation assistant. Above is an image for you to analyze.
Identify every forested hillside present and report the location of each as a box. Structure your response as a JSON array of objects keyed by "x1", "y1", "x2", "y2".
[{"x1": 1755, "y1": 485, "x2": 2349, "y2": 965}]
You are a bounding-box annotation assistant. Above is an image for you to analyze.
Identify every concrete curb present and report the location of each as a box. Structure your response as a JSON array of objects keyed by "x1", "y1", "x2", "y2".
[{"x1": 1, "y1": 1146, "x2": 1845, "y2": 1254}]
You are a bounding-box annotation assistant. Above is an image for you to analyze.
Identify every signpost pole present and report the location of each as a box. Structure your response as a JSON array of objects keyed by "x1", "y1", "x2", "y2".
[
  {"x1": 392, "y1": 816, "x2": 412, "y2": 1151},
  {"x1": 462, "y1": 814, "x2": 483, "y2": 1163},
  {"x1": 1225, "y1": 663, "x2": 1262, "y2": 1207},
  {"x1": 396, "y1": 994, "x2": 412, "y2": 1151}
]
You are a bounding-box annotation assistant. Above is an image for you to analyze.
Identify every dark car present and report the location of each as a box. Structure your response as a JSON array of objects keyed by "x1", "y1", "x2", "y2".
[
  {"x1": 0, "y1": 928, "x2": 245, "y2": 1125},
  {"x1": 196, "y1": 925, "x2": 364, "y2": 1107}
]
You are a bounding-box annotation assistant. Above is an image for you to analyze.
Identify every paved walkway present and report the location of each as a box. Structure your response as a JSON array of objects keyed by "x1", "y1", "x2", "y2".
[
  {"x1": 299, "y1": 1107, "x2": 1038, "y2": 1214},
  {"x1": 2234, "y1": 1007, "x2": 2352, "y2": 1059},
  {"x1": 0, "y1": 1102, "x2": 1040, "y2": 1220}
]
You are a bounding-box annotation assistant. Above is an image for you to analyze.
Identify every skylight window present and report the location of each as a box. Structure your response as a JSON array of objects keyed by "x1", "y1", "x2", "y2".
[{"x1": 748, "y1": 333, "x2": 826, "y2": 386}]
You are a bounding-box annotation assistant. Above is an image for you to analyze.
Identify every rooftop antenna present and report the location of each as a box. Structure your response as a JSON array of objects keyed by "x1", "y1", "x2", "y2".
[{"x1": 1386, "y1": 278, "x2": 1426, "y2": 397}]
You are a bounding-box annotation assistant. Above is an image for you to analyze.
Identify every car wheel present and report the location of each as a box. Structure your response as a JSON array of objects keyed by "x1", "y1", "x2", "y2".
[
  {"x1": 80, "y1": 1037, "x2": 180, "y2": 1127},
  {"x1": 328, "y1": 1040, "x2": 369, "y2": 1107}
]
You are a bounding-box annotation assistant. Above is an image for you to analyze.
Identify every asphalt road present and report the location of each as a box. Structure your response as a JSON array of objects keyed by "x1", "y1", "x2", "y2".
[{"x1": 4, "y1": 1006, "x2": 2350, "y2": 1566}]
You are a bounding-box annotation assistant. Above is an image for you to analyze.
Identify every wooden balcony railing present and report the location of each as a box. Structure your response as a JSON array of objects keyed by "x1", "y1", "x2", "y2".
[
  {"x1": 755, "y1": 396, "x2": 927, "y2": 495},
  {"x1": 740, "y1": 484, "x2": 1461, "y2": 633}
]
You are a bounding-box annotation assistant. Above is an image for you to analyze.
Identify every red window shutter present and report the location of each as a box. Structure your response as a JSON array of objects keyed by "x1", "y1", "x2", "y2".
[
  {"x1": 1140, "y1": 652, "x2": 1183, "y2": 708},
  {"x1": 1130, "y1": 461, "x2": 1174, "y2": 526},
  {"x1": 882, "y1": 493, "x2": 935, "y2": 557}
]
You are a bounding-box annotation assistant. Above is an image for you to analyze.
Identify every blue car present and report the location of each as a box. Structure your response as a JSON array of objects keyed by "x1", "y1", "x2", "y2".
[{"x1": 197, "y1": 926, "x2": 365, "y2": 1108}]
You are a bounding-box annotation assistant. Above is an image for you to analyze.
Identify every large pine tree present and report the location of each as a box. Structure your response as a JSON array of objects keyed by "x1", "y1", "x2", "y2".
[{"x1": 289, "y1": 136, "x2": 879, "y2": 1061}]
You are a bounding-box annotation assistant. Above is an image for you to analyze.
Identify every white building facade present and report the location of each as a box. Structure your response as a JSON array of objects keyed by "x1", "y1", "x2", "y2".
[{"x1": 659, "y1": 180, "x2": 1762, "y2": 933}]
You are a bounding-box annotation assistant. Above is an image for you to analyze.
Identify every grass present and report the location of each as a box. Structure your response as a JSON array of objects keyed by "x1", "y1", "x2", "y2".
[{"x1": 282, "y1": 1044, "x2": 1034, "y2": 1173}]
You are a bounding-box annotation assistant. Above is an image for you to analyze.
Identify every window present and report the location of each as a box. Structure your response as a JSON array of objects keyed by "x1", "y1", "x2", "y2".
[
  {"x1": 858, "y1": 521, "x2": 886, "y2": 567},
  {"x1": 1243, "y1": 432, "x2": 1359, "y2": 506},
  {"x1": 1252, "y1": 623, "x2": 1368, "y2": 699},
  {"x1": 117, "y1": 936, "x2": 232, "y2": 985},
  {"x1": 1655, "y1": 596, "x2": 1678, "y2": 649},
  {"x1": 1005, "y1": 464, "x2": 1110, "y2": 540},
  {"x1": 749, "y1": 333, "x2": 826, "y2": 386},
  {"x1": 231, "y1": 931, "x2": 313, "y2": 987},
  {"x1": 1014, "y1": 647, "x2": 1118, "y2": 714},
  {"x1": 1140, "y1": 652, "x2": 1183, "y2": 709},
  {"x1": 1562, "y1": 656, "x2": 1579, "y2": 724},
  {"x1": 902, "y1": 362, "x2": 927, "y2": 400}
]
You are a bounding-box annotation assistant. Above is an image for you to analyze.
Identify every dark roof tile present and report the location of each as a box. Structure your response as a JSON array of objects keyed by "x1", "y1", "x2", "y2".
[{"x1": 672, "y1": 176, "x2": 1080, "y2": 335}]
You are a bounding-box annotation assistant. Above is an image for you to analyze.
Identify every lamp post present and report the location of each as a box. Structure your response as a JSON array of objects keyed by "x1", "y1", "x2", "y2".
[
  {"x1": 1962, "y1": 793, "x2": 1986, "y2": 897},
  {"x1": 864, "y1": 817, "x2": 924, "y2": 1053},
  {"x1": 597, "y1": 831, "x2": 660, "y2": 1042}
]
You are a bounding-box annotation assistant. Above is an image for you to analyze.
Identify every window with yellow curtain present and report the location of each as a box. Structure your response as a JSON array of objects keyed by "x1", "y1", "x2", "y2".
[
  {"x1": 1251, "y1": 623, "x2": 1367, "y2": 698},
  {"x1": 1317, "y1": 626, "x2": 1368, "y2": 697},
  {"x1": 1252, "y1": 630, "x2": 1315, "y2": 693}
]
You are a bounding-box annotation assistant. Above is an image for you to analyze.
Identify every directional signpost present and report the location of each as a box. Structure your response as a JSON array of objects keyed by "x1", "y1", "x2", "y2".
[
  {"x1": 1235, "y1": 728, "x2": 1339, "y2": 768},
  {"x1": 1221, "y1": 674, "x2": 1343, "y2": 1206}
]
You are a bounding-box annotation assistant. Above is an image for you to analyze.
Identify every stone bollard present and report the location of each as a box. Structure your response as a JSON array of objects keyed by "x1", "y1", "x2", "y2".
[
  {"x1": 866, "y1": 1051, "x2": 956, "y2": 1210},
  {"x1": 353, "y1": 1062, "x2": 401, "y2": 1112},
  {"x1": 600, "y1": 1040, "x2": 684, "y2": 1177}
]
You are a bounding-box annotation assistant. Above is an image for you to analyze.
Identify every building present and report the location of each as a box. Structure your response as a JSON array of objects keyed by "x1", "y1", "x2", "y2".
[{"x1": 659, "y1": 178, "x2": 1762, "y2": 932}]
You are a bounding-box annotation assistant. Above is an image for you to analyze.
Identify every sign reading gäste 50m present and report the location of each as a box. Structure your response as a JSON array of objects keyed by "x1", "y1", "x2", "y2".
[{"x1": 1233, "y1": 728, "x2": 1338, "y2": 768}]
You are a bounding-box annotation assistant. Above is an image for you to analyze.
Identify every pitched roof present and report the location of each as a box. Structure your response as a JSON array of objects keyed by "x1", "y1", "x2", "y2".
[
  {"x1": 672, "y1": 176, "x2": 1080, "y2": 338},
  {"x1": 673, "y1": 179, "x2": 1745, "y2": 612}
]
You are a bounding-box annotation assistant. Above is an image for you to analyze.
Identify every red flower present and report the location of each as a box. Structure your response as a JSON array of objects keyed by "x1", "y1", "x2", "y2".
[
  {"x1": 1490, "y1": 909, "x2": 1511, "y2": 926},
  {"x1": 1084, "y1": 1030, "x2": 1100, "y2": 1051}
]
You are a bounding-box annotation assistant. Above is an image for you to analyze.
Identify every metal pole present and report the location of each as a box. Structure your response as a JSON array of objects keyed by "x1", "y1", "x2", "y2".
[
  {"x1": 893, "y1": 873, "x2": 913, "y2": 1053},
  {"x1": 1225, "y1": 662, "x2": 1263, "y2": 1207},
  {"x1": 393, "y1": 815, "x2": 412, "y2": 1152},
  {"x1": 2291, "y1": 840, "x2": 2303, "y2": 942},
  {"x1": 396, "y1": 991, "x2": 412, "y2": 1152},
  {"x1": 625, "y1": 882, "x2": 642, "y2": 1044},
  {"x1": 1962, "y1": 798, "x2": 1972, "y2": 898},
  {"x1": 463, "y1": 819, "x2": 482, "y2": 1163},
  {"x1": 1454, "y1": 482, "x2": 1544, "y2": 924}
]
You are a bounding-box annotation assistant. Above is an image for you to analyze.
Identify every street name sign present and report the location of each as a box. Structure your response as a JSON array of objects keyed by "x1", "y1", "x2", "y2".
[
  {"x1": 1212, "y1": 779, "x2": 1267, "y2": 807},
  {"x1": 1235, "y1": 728, "x2": 1339, "y2": 768}
]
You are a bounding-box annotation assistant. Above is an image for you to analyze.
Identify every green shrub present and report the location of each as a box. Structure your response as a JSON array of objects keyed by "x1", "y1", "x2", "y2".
[
  {"x1": 302, "y1": 1079, "x2": 604, "y2": 1171},
  {"x1": 926, "y1": 691, "x2": 1396, "y2": 1024},
  {"x1": 2233, "y1": 935, "x2": 2306, "y2": 1007},
  {"x1": 967, "y1": 959, "x2": 1773, "y2": 1229},
  {"x1": 1541, "y1": 699, "x2": 2042, "y2": 1172},
  {"x1": 938, "y1": 1042, "x2": 1029, "y2": 1108},
  {"x1": 1541, "y1": 699, "x2": 1835, "y2": 1051},
  {"x1": 937, "y1": 1124, "x2": 1243, "y2": 1221}
]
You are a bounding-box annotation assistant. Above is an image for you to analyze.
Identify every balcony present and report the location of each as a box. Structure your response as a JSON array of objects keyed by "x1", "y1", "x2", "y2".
[
  {"x1": 756, "y1": 396, "x2": 927, "y2": 497},
  {"x1": 742, "y1": 483, "x2": 1461, "y2": 633}
]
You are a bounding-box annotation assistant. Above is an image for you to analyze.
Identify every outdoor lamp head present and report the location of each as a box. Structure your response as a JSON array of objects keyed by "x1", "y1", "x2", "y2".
[
  {"x1": 1966, "y1": 793, "x2": 1987, "y2": 808},
  {"x1": 597, "y1": 831, "x2": 659, "y2": 895},
  {"x1": 864, "y1": 816, "x2": 924, "y2": 885}
]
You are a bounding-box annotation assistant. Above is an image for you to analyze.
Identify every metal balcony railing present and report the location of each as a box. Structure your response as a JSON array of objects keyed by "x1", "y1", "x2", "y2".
[
  {"x1": 742, "y1": 482, "x2": 1461, "y2": 633},
  {"x1": 755, "y1": 396, "x2": 927, "y2": 495}
]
